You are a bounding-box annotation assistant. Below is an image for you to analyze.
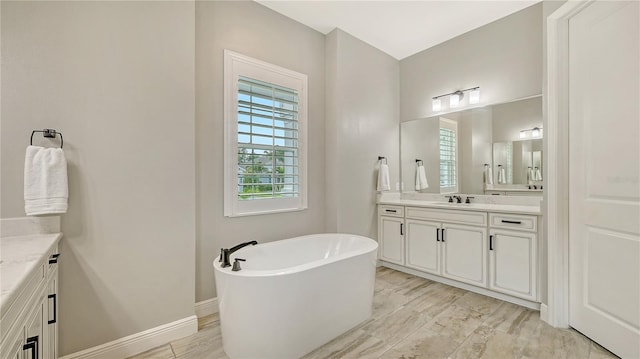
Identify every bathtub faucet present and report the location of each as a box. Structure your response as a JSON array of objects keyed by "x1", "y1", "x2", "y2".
[{"x1": 219, "y1": 240, "x2": 258, "y2": 268}]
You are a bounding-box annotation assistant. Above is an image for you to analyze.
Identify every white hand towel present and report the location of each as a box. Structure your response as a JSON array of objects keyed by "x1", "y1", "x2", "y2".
[
  {"x1": 377, "y1": 163, "x2": 391, "y2": 192},
  {"x1": 527, "y1": 168, "x2": 534, "y2": 184},
  {"x1": 497, "y1": 166, "x2": 506, "y2": 184},
  {"x1": 24, "y1": 145, "x2": 68, "y2": 215},
  {"x1": 485, "y1": 166, "x2": 494, "y2": 185},
  {"x1": 534, "y1": 167, "x2": 542, "y2": 181},
  {"x1": 415, "y1": 165, "x2": 429, "y2": 191}
]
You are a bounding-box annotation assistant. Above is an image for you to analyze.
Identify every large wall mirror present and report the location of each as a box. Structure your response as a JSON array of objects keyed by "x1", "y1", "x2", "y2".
[{"x1": 400, "y1": 95, "x2": 542, "y2": 195}]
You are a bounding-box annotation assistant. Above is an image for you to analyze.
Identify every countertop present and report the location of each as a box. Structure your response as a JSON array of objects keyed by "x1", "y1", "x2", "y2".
[
  {"x1": 378, "y1": 198, "x2": 541, "y2": 215},
  {"x1": 1, "y1": 233, "x2": 62, "y2": 315}
]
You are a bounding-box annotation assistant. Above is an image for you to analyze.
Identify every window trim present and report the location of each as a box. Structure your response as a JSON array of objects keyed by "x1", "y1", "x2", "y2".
[
  {"x1": 439, "y1": 117, "x2": 459, "y2": 194},
  {"x1": 224, "y1": 50, "x2": 308, "y2": 217}
]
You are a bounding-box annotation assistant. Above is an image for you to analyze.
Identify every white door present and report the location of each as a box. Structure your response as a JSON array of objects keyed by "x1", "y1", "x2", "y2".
[
  {"x1": 489, "y1": 229, "x2": 537, "y2": 301},
  {"x1": 568, "y1": 1, "x2": 640, "y2": 357},
  {"x1": 441, "y1": 223, "x2": 487, "y2": 287},
  {"x1": 379, "y1": 216, "x2": 405, "y2": 265},
  {"x1": 405, "y1": 219, "x2": 440, "y2": 275}
]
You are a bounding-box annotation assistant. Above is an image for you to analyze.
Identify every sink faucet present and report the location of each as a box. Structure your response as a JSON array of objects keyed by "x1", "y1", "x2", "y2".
[
  {"x1": 219, "y1": 241, "x2": 258, "y2": 268},
  {"x1": 454, "y1": 195, "x2": 462, "y2": 203}
]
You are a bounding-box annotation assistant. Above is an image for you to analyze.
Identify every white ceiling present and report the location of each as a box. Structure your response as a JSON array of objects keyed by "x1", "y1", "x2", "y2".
[{"x1": 256, "y1": 1, "x2": 540, "y2": 60}]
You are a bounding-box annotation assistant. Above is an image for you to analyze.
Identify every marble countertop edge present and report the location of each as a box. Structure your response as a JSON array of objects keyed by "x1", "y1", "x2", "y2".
[
  {"x1": 378, "y1": 199, "x2": 541, "y2": 215},
  {"x1": 1, "y1": 232, "x2": 63, "y2": 316}
]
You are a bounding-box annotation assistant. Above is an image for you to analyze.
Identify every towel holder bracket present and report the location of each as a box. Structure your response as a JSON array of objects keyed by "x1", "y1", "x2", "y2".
[{"x1": 30, "y1": 129, "x2": 63, "y2": 148}]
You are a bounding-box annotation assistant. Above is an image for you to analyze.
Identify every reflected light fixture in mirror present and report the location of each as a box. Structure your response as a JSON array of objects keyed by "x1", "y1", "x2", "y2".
[{"x1": 519, "y1": 127, "x2": 543, "y2": 139}]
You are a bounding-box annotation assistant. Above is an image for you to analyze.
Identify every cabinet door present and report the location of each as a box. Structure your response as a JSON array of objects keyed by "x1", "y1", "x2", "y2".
[
  {"x1": 488, "y1": 229, "x2": 537, "y2": 301},
  {"x1": 44, "y1": 275, "x2": 58, "y2": 359},
  {"x1": 24, "y1": 302, "x2": 43, "y2": 359},
  {"x1": 379, "y1": 216, "x2": 405, "y2": 265},
  {"x1": 405, "y1": 219, "x2": 440, "y2": 275},
  {"x1": 441, "y1": 223, "x2": 487, "y2": 287}
]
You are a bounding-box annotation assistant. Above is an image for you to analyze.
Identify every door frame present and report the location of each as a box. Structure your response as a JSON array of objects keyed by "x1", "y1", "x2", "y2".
[{"x1": 545, "y1": 0, "x2": 593, "y2": 328}]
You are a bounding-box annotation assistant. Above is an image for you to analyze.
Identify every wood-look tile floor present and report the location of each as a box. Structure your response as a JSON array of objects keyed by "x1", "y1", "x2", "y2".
[{"x1": 129, "y1": 267, "x2": 618, "y2": 359}]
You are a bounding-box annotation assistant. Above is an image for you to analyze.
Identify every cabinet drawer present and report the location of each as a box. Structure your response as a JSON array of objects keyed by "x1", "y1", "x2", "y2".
[
  {"x1": 489, "y1": 213, "x2": 537, "y2": 232},
  {"x1": 406, "y1": 207, "x2": 487, "y2": 226},
  {"x1": 378, "y1": 205, "x2": 404, "y2": 217},
  {"x1": 485, "y1": 191, "x2": 506, "y2": 196}
]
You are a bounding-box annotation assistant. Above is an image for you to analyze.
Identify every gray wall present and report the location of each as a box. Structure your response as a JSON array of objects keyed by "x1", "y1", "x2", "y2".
[
  {"x1": 195, "y1": 1, "x2": 326, "y2": 302},
  {"x1": 325, "y1": 29, "x2": 399, "y2": 238},
  {"x1": 400, "y1": 3, "x2": 543, "y2": 122},
  {"x1": 1, "y1": 1, "x2": 195, "y2": 355}
]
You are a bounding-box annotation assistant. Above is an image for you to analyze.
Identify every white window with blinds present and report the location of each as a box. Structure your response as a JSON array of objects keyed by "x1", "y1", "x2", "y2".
[
  {"x1": 439, "y1": 118, "x2": 458, "y2": 194},
  {"x1": 224, "y1": 50, "x2": 307, "y2": 217}
]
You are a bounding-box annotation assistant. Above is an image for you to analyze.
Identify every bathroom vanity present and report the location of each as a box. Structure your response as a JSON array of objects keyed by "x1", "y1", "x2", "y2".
[
  {"x1": 1, "y1": 218, "x2": 62, "y2": 359},
  {"x1": 377, "y1": 194, "x2": 542, "y2": 309}
]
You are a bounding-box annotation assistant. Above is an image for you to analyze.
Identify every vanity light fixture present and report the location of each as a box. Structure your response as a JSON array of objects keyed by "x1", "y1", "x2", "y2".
[
  {"x1": 432, "y1": 97, "x2": 442, "y2": 112},
  {"x1": 520, "y1": 130, "x2": 527, "y2": 139},
  {"x1": 469, "y1": 88, "x2": 481, "y2": 104},
  {"x1": 449, "y1": 91, "x2": 462, "y2": 108},
  {"x1": 431, "y1": 87, "x2": 480, "y2": 112}
]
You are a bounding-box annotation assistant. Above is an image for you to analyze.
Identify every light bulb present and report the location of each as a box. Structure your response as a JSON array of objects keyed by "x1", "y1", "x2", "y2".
[
  {"x1": 520, "y1": 130, "x2": 527, "y2": 139},
  {"x1": 469, "y1": 88, "x2": 480, "y2": 104},
  {"x1": 432, "y1": 98, "x2": 441, "y2": 112},
  {"x1": 532, "y1": 127, "x2": 540, "y2": 137},
  {"x1": 450, "y1": 93, "x2": 460, "y2": 108}
]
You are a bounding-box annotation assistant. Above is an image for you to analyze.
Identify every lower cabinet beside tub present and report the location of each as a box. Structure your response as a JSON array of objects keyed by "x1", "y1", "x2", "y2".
[
  {"x1": 378, "y1": 204, "x2": 541, "y2": 308},
  {"x1": 1, "y1": 238, "x2": 61, "y2": 359}
]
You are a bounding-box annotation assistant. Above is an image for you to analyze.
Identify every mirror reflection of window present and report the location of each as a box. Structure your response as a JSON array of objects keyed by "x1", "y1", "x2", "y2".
[{"x1": 439, "y1": 118, "x2": 458, "y2": 193}]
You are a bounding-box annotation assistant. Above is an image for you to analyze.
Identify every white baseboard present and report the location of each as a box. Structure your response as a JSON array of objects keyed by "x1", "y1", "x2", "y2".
[
  {"x1": 540, "y1": 303, "x2": 549, "y2": 324},
  {"x1": 60, "y1": 315, "x2": 197, "y2": 359},
  {"x1": 195, "y1": 297, "x2": 218, "y2": 318}
]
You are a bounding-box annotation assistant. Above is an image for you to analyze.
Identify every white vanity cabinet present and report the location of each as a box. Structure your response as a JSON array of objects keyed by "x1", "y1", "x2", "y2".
[
  {"x1": 488, "y1": 213, "x2": 538, "y2": 301},
  {"x1": 378, "y1": 205, "x2": 405, "y2": 265},
  {"x1": 378, "y1": 203, "x2": 541, "y2": 308},
  {"x1": 1, "y1": 243, "x2": 60, "y2": 359},
  {"x1": 404, "y1": 207, "x2": 488, "y2": 287},
  {"x1": 405, "y1": 219, "x2": 440, "y2": 274},
  {"x1": 441, "y1": 223, "x2": 487, "y2": 287}
]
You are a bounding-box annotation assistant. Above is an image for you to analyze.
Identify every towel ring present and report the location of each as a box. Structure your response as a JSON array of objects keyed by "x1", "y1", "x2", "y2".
[
  {"x1": 416, "y1": 159, "x2": 423, "y2": 166},
  {"x1": 30, "y1": 129, "x2": 63, "y2": 148},
  {"x1": 378, "y1": 156, "x2": 387, "y2": 164}
]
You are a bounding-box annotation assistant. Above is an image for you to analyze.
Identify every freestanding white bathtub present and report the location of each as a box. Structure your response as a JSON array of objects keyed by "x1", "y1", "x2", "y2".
[{"x1": 213, "y1": 233, "x2": 378, "y2": 359}]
